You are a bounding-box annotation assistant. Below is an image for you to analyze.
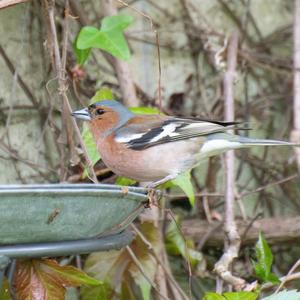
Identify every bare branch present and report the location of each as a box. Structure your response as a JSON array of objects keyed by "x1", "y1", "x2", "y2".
[
  {"x1": 214, "y1": 31, "x2": 246, "y2": 290},
  {"x1": 291, "y1": 0, "x2": 300, "y2": 172},
  {"x1": 0, "y1": 46, "x2": 39, "y2": 107},
  {"x1": 0, "y1": 0, "x2": 29, "y2": 9},
  {"x1": 44, "y1": 0, "x2": 98, "y2": 183},
  {"x1": 182, "y1": 216, "x2": 300, "y2": 247}
]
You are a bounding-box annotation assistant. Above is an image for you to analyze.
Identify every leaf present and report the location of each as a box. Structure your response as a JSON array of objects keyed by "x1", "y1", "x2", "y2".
[
  {"x1": 81, "y1": 282, "x2": 112, "y2": 300},
  {"x1": 101, "y1": 15, "x2": 134, "y2": 32},
  {"x1": 203, "y1": 291, "x2": 258, "y2": 300},
  {"x1": 116, "y1": 176, "x2": 137, "y2": 186},
  {"x1": 223, "y1": 291, "x2": 258, "y2": 300},
  {"x1": 73, "y1": 35, "x2": 91, "y2": 65},
  {"x1": 14, "y1": 259, "x2": 101, "y2": 300},
  {"x1": 77, "y1": 26, "x2": 99, "y2": 49},
  {"x1": 40, "y1": 260, "x2": 101, "y2": 286},
  {"x1": 81, "y1": 88, "x2": 114, "y2": 178},
  {"x1": 91, "y1": 88, "x2": 114, "y2": 102},
  {"x1": 261, "y1": 290, "x2": 300, "y2": 300},
  {"x1": 203, "y1": 292, "x2": 226, "y2": 300},
  {"x1": 82, "y1": 222, "x2": 158, "y2": 300},
  {"x1": 121, "y1": 281, "x2": 136, "y2": 300},
  {"x1": 128, "y1": 222, "x2": 158, "y2": 300},
  {"x1": 129, "y1": 106, "x2": 161, "y2": 115},
  {"x1": 165, "y1": 217, "x2": 203, "y2": 266},
  {"x1": 0, "y1": 276, "x2": 10, "y2": 300},
  {"x1": 76, "y1": 14, "x2": 134, "y2": 61},
  {"x1": 171, "y1": 171, "x2": 195, "y2": 206},
  {"x1": 82, "y1": 124, "x2": 101, "y2": 179},
  {"x1": 253, "y1": 232, "x2": 279, "y2": 283},
  {"x1": 82, "y1": 249, "x2": 129, "y2": 300}
]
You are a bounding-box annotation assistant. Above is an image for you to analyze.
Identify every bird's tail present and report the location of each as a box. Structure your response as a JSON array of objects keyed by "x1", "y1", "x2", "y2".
[
  {"x1": 233, "y1": 135, "x2": 299, "y2": 147},
  {"x1": 201, "y1": 133, "x2": 300, "y2": 156},
  {"x1": 212, "y1": 132, "x2": 300, "y2": 146}
]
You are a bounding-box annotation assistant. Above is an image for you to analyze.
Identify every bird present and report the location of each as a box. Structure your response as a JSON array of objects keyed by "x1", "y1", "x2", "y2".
[{"x1": 72, "y1": 100, "x2": 298, "y2": 187}]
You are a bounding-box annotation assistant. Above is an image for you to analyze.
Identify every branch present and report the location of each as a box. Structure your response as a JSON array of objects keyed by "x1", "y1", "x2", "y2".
[
  {"x1": 291, "y1": 0, "x2": 300, "y2": 172},
  {"x1": 44, "y1": 0, "x2": 98, "y2": 183},
  {"x1": 126, "y1": 245, "x2": 171, "y2": 300},
  {"x1": 214, "y1": 31, "x2": 246, "y2": 290},
  {"x1": 182, "y1": 216, "x2": 300, "y2": 247},
  {"x1": 0, "y1": 46, "x2": 39, "y2": 107},
  {"x1": 0, "y1": 0, "x2": 29, "y2": 9}
]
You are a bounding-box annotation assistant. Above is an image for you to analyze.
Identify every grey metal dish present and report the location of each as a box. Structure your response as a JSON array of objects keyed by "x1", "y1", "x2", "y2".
[{"x1": 0, "y1": 184, "x2": 150, "y2": 245}]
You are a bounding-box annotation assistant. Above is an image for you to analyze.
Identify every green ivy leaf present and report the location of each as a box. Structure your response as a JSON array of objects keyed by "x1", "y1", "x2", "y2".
[
  {"x1": 91, "y1": 88, "x2": 114, "y2": 102},
  {"x1": 203, "y1": 292, "x2": 258, "y2": 300},
  {"x1": 101, "y1": 15, "x2": 134, "y2": 31},
  {"x1": 171, "y1": 171, "x2": 195, "y2": 206},
  {"x1": 165, "y1": 217, "x2": 203, "y2": 266},
  {"x1": 261, "y1": 290, "x2": 300, "y2": 300},
  {"x1": 76, "y1": 14, "x2": 134, "y2": 61},
  {"x1": 253, "y1": 232, "x2": 279, "y2": 284},
  {"x1": 129, "y1": 106, "x2": 161, "y2": 115},
  {"x1": 82, "y1": 124, "x2": 101, "y2": 178},
  {"x1": 73, "y1": 35, "x2": 91, "y2": 66},
  {"x1": 203, "y1": 292, "x2": 226, "y2": 300},
  {"x1": 116, "y1": 176, "x2": 137, "y2": 186},
  {"x1": 223, "y1": 291, "x2": 258, "y2": 300}
]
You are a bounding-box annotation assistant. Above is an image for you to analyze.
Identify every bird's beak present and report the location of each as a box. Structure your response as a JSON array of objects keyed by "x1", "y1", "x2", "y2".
[{"x1": 71, "y1": 108, "x2": 91, "y2": 121}]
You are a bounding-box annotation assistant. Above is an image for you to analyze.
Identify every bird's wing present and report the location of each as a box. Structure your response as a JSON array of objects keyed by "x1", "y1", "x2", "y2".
[{"x1": 115, "y1": 115, "x2": 244, "y2": 150}]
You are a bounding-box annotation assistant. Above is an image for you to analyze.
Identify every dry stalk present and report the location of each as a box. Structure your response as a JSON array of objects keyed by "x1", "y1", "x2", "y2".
[
  {"x1": 291, "y1": 0, "x2": 300, "y2": 171},
  {"x1": 44, "y1": 0, "x2": 98, "y2": 182},
  {"x1": 0, "y1": 0, "x2": 29, "y2": 9},
  {"x1": 214, "y1": 31, "x2": 246, "y2": 290}
]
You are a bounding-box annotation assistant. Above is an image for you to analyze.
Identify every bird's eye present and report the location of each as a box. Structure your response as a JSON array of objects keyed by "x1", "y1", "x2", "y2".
[{"x1": 96, "y1": 108, "x2": 105, "y2": 115}]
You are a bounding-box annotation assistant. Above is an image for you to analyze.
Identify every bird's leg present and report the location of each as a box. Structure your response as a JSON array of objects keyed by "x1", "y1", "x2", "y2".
[{"x1": 146, "y1": 174, "x2": 177, "y2": 189}]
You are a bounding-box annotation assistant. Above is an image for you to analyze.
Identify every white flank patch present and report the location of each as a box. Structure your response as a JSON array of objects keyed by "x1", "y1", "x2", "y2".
[
  {"x1": 200, "y1": 139, "x2": 241, "y2": 154},
  {"x1": 149, "y1": 123, "x2": 179, "y2": 142},
  {"x1": 116, "y1": 133, "x2": 145, "y2": 143}
]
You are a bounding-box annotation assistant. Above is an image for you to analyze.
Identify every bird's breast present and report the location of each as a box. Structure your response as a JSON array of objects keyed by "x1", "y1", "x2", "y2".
[{"x1": 97, "y1": 136, "x2": 201, "y2": 182}]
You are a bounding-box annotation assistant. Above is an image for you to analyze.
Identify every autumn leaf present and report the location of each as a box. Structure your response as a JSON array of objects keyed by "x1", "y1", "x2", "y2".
[
  {"x1": 82, "y1": 222, "x2": 159, "y2": 300},
  {"x1": 14, "y1": 259, "x2": 102, "y2": 300}
]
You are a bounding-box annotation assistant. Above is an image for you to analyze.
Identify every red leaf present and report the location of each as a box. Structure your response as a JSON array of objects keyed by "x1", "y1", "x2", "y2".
[{"x1": 14, "y1": 259, "x2": 101, "y2": 300}]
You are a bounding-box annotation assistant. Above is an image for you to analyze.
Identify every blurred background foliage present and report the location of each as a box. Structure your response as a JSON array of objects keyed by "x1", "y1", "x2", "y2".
[{"x1": 0, "y1": 0, "x2": 300, "y2": 299}]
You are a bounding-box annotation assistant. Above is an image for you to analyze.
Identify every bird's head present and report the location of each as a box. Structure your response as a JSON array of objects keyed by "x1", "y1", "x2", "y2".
[{"x1": 72, "y1": 100, "x2": 134, "y2": 135}]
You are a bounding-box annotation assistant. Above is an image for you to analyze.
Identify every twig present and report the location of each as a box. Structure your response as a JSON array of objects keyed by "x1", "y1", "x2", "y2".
[
  {"x1": 0, "y1": 0, "x2": 29, "y2": 9},
  {"x1": 126, "y1": 245, "x2": 171, "y2": 300},
  {"x1": 165, "y1": 208, "x2": 193, "y2": 299},
  {"x1": 130, "y1": 224, "x2": 189, "y2": 300},
  {"x1": 275, "y1": 258, "x2": 300, "y2": 293},
  {"x1": 0, "y1": 45, "x2": 39, "y2": 107},
  {"x1": 0, "y1": 141, "x2": 56, "y2": 175},
  {"x1": 165, "y1": 192, "x2": 224, "y2": 199},
  {"x1": 262, "y1": 271, "x2": 300, "y2": 291},
  {"x1": 214, "y1": 31, "x2": 246, "y2": 290},
  {"x1": 182, "y1": 215, "x2": 300, "y2": 247},
  {"x1": 45, "y1": 0, "x2": 98, "y2": 183},
  {"x1": 291, "y1": 0, "x2": 300, "y2": 172},
  {"x1": 240, "y1": 173, "x2": 299, "y2": 198}
]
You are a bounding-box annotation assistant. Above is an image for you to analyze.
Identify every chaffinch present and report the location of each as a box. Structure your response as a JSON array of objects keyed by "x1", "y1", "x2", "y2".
[{"x1": 72, "y1": 100, "x2": 297, "y2": 187}]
